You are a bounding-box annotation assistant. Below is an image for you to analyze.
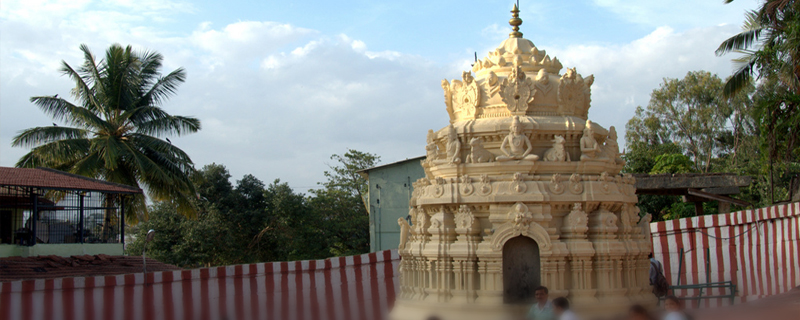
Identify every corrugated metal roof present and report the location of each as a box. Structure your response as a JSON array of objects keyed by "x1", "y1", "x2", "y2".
[{"x1": 356, "y1": 156, "x2": 425, "y2": 173}]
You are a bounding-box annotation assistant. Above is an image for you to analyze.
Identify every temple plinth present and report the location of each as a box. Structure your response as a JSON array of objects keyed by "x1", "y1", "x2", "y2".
[{"x1": 390, "y1": 5, "x2": 656, "y2": 320}]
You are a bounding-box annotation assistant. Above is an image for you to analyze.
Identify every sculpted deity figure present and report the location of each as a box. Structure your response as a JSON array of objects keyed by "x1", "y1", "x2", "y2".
[
  {"x1": 580, "y1": 120, "x2": 602, "y2": 161},
  {"x1": 498, "y1": 116, "x2": 539, "y2": 162},
  {"x1": 425, "y1": 129, "x2": 438, "y2": 163},
  {"x1": 603, "y1": 126, "x2": 625, "y2": 165},
  {"x1": 434, "y1": 125, "x2": 461, "y2": 164}
]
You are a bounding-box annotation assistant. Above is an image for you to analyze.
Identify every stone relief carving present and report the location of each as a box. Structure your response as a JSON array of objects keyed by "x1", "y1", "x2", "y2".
[
  {"x1": 486, "y1": 71, "x2": 501, "y2": 97},
  {"x1": 600, "y1": 172, "x2": 611, "y2": 194},
  {"x1": 534, "y1": 69, "x2": 555, "y2": 98},
  {"x1": 434, "y1": 125, "x2": 461, "y2": 165},
  {"x1": 569, "y1": 173, "x2": 584, "y2": 194},
  {"x1": 549, "y1": 173, "x2": 565, "y2": 195},
  {"x1": 580, "y1": 120, "x2": 602, "y2": 161},
  {"x1": 425, "y1": 129, "x2": 439, "y2": 163},
  {"x1": 453, "y1": 71, "x2": 480, "y2": 118},
  {"x1": 500, "y1": 66, "x2": 536, "y2": 114},
  {"x1": 557, "y1": 67, "x2": 594, "y2": 117},
  {"x1": 412, "y1": 178, "x2": 430, "y2": 198},
  {"x1": 398, "y1": 217, "x2": 411, "y2": 249},
  {"x1": 544, "y1": 135, "x2": 570, "y2": 162},
  {"x1": 459, "y1": 174, "x2": 474, "y2": 196},
  {"x1": 478, "y1": 174, "x2": 492, "y2": 196},
  {"x1": 433, "y1": 177, "x2": 446, "y2": 198},
  {"x1": 510, "y1": 172, "x2": 527, "y2": 193},
  {"x1": 454, "y1": 205, "x2": 478, "y2": 234},
  {"x1": 441, "y1": 79, "x2": 455, "y2": 122},
  {"x1": 414, "y1": 206, "x2": 429, "y2": 235},
  {"x1": 590, "y1": 207, "x2": 619, "y2": 237},
  {"x1": 562, "y1": 203, "x2": 589, "y2": 235},
  {"x1": 603, "y1": 126, "x2": 625, "y2": 166},
  {"x1": 507, "y1": 202, "x2": 533, "y2": 232},
  {"x1": 467, "y1": 137, "x2": 495, "y2": 163},
  {"x1": 498, "y1": 116, "x2": 539, "y2": 161}
]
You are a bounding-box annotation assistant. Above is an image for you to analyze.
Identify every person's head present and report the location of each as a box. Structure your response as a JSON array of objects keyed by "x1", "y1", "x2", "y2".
[
  {"x1": 552, "y1": 297, "x2": 570, "y2": 315},
  {"x1": 664, "y1": 296, "x2": 682, "y2": 312},
  {"x1": 648, "y1": 252, "x2": 654, "y2": 259},
  {"x1": 533, "y1": 286, "x2": 549, "y2": 304},
  {"x1": 628, "y1": 304, "x2": 650, "y2": 320}
]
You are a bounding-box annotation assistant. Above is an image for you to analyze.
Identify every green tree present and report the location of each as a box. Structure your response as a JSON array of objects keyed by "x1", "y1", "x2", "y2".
[
  {"x1": 628, "y1": 71, "x2": 736, "y2": 173},
  {"x1": 309, "y1": 150, "x2": 379, "y2": 256},
  {"x1": 12, "y1": 44, "x2": 201, "y2": 221}
]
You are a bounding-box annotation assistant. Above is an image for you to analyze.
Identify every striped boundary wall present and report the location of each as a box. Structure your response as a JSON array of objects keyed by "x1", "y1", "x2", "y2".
[
  {"x1": 0, "y1": 249, "x2": 399, "y2": 320},
  {"x1": 651, "y1": 202, "x2": 800, "y2": 306},
  {"x1": 2, "y1": 203, "x2": 798, "y2": 319}
]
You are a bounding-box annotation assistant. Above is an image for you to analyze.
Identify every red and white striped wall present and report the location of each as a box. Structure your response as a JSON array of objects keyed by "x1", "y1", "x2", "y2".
[
  {"x1": 2, "y1": 203, "x2": 798, "y2": 319},
  {"x1": 651, "y1": 202, "x2": 800, "y2": 306},
  {"x1": 0, "y1": 250, "x2": 399, "y2": 320}
]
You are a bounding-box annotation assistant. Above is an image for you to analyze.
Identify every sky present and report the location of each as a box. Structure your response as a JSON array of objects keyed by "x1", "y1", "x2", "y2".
[{"x1": 0, "y1": 0, "x2": 760, "y2": 193}]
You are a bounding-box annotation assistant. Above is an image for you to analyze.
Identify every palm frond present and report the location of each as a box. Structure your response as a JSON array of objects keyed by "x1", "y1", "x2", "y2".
[
  {"x1": 724, "y1": 57, "x2": 756, "y2": 97},
  {"x1": 15, "y1": 139, "x2": 91, "y2": 168},
  {"x1": 11, "y1": 126, "x2": 90, "y2": 148},
  {"x1": 133, "y1": 114, "x2": 201, "y2": 137},
  {"x1": 716, "y1": 28, "x2": 763, "y2": 56},
  {"x1": 138, "y1": 68, "x2": 187, "y2": 108},
  {"x1": 29, "y1": 96, "x2": 112, "y2": 131}
]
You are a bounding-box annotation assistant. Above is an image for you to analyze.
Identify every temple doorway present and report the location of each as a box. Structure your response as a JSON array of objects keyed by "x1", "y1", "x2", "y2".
[{"x1": 503, "y1": 236, "x2": 541, "y2": 304}]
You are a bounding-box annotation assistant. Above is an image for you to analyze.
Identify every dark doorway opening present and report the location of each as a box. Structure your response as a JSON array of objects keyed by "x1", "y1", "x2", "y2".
[{"x1": 503, "y1": 236, "x2": 541, "y2": 304}]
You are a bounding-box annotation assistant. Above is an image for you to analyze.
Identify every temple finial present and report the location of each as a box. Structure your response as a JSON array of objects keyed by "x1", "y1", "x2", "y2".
[{"x1": 509, "y1": 2, "x2": 523, "y2": 38}]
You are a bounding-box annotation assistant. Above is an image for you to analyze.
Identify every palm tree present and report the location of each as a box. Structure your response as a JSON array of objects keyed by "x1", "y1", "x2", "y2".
[
  {"x1": 12, "y1": 44, "x2": 201, "y2": 222},
  {"x1": 716, "y1": 1, "x2": 800, "y2": 96}
]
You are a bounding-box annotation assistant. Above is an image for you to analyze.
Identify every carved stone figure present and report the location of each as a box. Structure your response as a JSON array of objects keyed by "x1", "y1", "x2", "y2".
[
  {"x1": 453, "y1": 71, "x2": 480, "y2": 118},
  {"x1": 398, "y1": 218, "x2": 411, "y2": 249},
  {"x1": 544, "y1": 135, "x2": 570, "y2": 162},
  {"x1": 507, "y1": 202, "x2": 533, "y2": 231},
  {"x1": 500, "y1": 66, "x2": 536, "y2": 114},
  {"x1": 478, "y1": 174, "x2": 492, "y2": 196},
  {"x1": 498, "y1": 116, "x2": 539, "y2": 161},
  {"x1": 603, "y1": 126, "x2": 625, "y2": 165},
  {"x1": 562, "y1": 203, "x2": 589, "y2": 236},
  {"x1": 425, "y1": 129, "x2": 438, "y2": 163},
  {"x1": 558, "y1": 67, "x2": 594, "y2": 117},
  {"x1": 442, "y1": 79, "x2": 454, "y2": 122},
  {"x1": 486, "y1": 71, "x2": 501, "y2": 96},
  {"x1": 459, "y1": 174, "x2": 474, "y2": 196},
  {"x1": 580, "y1": 120, "x2": 602, "y2": 161},
  {"x1": 569, "y1": 173, "x2": 583, "y2": 194},
  {"x1": 434, "y1": 125, "x2": 461, "y2": 164},
  {"x1": 455, "y1": 205, "x2": 476, "y2": 231},
  {"x1": 510, "y1": 172, "x2": 527, "y2": 193},
  {"x1": 466, "y1": 137, "x2": 495, "y2": 163},
  {"x1": 549, "y1": 173, "x2": 565, "y2": 194}
]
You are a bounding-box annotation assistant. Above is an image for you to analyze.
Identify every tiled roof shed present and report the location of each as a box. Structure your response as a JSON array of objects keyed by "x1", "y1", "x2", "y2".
[{"x1": 0, "y1": 167, "x2": 142, "y2": 194}]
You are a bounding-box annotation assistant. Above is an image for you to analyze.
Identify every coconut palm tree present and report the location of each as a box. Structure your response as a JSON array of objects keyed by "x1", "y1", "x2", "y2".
[
  {"x1": 12, "y1": 44, "x2": 201, "y2": 222},
  {"x1": 716, "y1": 0, "x2": 800, "y2": 96}
]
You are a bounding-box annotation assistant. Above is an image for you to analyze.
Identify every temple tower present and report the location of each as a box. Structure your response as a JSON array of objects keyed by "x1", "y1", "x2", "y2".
[{"x1": 391, "y1": 5, "x2": 656, "y2": 320}]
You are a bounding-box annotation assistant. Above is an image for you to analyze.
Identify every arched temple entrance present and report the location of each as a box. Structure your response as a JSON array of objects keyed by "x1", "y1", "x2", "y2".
[{"x1": 502, "y1": 236, "x2": 541, "y2": 304}]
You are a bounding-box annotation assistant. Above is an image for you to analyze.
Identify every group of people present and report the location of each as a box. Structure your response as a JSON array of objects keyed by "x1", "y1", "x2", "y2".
[{"x1": 526, "y1": 286, "x2": 692, "y2": 320}]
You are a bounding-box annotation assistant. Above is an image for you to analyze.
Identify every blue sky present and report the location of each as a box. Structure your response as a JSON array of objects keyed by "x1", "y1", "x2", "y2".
[{"x1": 0, "y1": 0, "x2": 759, "y2": 192}]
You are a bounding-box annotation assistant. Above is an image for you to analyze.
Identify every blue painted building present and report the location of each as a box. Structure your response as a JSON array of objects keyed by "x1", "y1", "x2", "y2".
[{"x1": 358, "y1": 156, "x2": 425, "y2": 252}]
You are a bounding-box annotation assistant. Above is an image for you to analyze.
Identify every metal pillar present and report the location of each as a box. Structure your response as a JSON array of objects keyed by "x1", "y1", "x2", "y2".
[
  {"x1": 30, "y1": 191, "x2": 38, "y2": 246},
  {"x1": 78, "y1": 193, "x2": 85, "y2": 243}
]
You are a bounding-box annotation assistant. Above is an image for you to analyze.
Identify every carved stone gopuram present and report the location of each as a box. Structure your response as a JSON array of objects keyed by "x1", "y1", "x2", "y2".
[{"x1": 392, "y1": 5, "x2": 655, "y2": 320}]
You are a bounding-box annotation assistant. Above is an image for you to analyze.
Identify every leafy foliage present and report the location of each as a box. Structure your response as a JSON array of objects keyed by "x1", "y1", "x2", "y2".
[
  {"x1": 12, "y1": 44, "x2": 200, "y2": 222},
  {"x1": 128, "y1": 150, "x2": 380, "y2": 267}
]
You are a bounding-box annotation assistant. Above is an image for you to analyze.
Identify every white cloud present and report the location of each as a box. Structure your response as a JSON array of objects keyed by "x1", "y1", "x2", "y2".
[{"x1": 548, "y1": 24, "x2": 743, "y2": 146}]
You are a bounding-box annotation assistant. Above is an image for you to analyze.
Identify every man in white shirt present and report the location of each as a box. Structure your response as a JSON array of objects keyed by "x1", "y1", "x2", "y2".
[
  {"x1": 649, "y1": 252, "x2": 664, "y2": 285},
  {"x1": 526, "y1": 286, "x2": 554, "y2": 320},
  {"x1": 552, "y1": 297, "x2": 580, "y2": 320}
]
